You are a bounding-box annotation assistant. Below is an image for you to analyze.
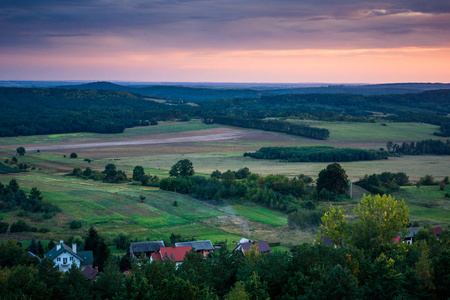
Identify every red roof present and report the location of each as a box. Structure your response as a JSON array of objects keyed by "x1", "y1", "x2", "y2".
[
  {"x1": 434, "y1": 227, "x2": 443, "y2": 235},
  {"x1": 160, "y1": 246, "x2": 191, "y2": 262},
  {"x1": 151, "y1": 252, "x2": 162, "y2": 261}
]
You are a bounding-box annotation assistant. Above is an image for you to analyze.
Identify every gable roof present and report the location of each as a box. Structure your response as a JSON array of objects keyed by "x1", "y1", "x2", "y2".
[
  {"x1": 175, "y1": 240, "x2": 214, "y2": 251},
  {"x1": 404, "y1": 227, "x2": 421, "y2": 238},
  {"x1": 45, "y1": 242, "x2": 83, "y2": 261},
  {"x1": 78, "y1": 250, "x2": 94, "y2": 266},
  {"x1": 238, "y1": 241, "x2": 272, "y2": 253},
  {"x1": 151, "y1": 252, "x2": 162, "y2": 262},
  {"x1": 130, "y1": 241, "x2": 165, "y2": 254},
  {"x1": 160, "y1": 246, "x2": 192, "y2": 262},
  {"x1": 82, "y1": 265, "x2": 99, "y2": 280}
]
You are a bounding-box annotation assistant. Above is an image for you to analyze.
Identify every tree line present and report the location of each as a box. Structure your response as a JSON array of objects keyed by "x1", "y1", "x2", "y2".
[
  {"x1": 207, "y1": 116, "x2": 330, "y2": 140},
  {"x1": 244, "y1": 146, "x2": 388, "y2": 162},
  {"x1": 386, "y1": 139, "x2": 450, "y2": 155}
]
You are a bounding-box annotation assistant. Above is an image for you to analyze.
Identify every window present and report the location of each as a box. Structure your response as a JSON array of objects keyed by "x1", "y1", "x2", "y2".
[
  {"x1": 57, "y1": 257, "x2": 61, "y2": 262},
  {"x1": 70, "y1": 257, "x2": 73, "y2": 261},
  {"x1": 63, "y1": 258, "x2": 67, "y2": 264}
]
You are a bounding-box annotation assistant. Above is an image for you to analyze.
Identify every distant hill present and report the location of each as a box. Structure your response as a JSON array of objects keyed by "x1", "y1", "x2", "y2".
[{"x1": 56, "y1": 81, "x2": 450, "y2": 102}]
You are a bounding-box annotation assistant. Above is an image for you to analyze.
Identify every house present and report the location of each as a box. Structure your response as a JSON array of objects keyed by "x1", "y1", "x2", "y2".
[
  {"x1": 175, "y1": 240, "x2": 214, "y2": 257},
  {"x1": 129, "y1": 241, "x2": 165, "y2": 259},
  {"x1": 44, "y1": 240, "x2": 93, "y2": 272},
  {"x1": 394, "y1": 227, "x2": 443, "y2": 244},
  {"x1": 233, "y1": 241, "x2": 272, "y2": 257},
  {"x1": 151, "y1": 245, "x2": 192, "y2": 266}
]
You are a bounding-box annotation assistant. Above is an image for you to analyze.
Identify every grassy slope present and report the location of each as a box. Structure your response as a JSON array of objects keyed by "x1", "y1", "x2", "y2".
[
  {"x1": 0, "y1": 172, "x2": 291, "y2": 245},
  {"x1": 0, "y1": 119, "x2": 448, "y2": 247}
]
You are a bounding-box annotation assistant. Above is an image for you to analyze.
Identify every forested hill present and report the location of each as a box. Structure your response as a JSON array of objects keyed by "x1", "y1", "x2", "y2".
[
  {"x1": 56, "y1": 81, "x2": 450, "y2": 102},
  {"x1": 0, "y1": 87, "x2": 196, "y2": 137},
  {"x1": 200, "y1": 89, "x2": 450, "y2": 119},
  {"x1": 59, "y1": 81, "x2": 264, "y2": 102}
]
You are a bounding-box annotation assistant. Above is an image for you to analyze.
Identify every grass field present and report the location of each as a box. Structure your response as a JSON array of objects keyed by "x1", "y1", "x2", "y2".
[
  {"x1": 288, "y1": 120, "x2": 440, "y2": 141},
  {"x1": 0, "y1": 119, "x2": 448, "y2": 249}
]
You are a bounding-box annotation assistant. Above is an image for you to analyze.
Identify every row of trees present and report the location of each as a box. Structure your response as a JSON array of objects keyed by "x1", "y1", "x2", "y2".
[
  {"x1": 70, "y1": 164, "x2": 128, "y2": 183},
  {"x1": 244, "y1": 146, "x2": 388, "y2": 162},
  {"x1": 386, "y1": 139, "x2": 450, "y2": 155},
  {"x1": 355, "y1": 172, "x2": 409, "y2": 195},
  {"x1": 208, "y1": 116, "x2": 330, "y2": 140}
]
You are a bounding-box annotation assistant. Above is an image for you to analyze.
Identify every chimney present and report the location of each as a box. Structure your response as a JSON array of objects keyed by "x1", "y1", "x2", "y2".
[
  {"x1": 72, "y1": 243, "x2": 77, "y2": 253},
  {"x1": 56, "y1": 240, "x2": 63, "y2": 251}
]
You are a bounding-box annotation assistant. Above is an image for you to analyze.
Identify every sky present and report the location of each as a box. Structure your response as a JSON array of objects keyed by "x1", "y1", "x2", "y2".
[{"x1": 1, "y1": 0, "x2": 449, "y2": 83}]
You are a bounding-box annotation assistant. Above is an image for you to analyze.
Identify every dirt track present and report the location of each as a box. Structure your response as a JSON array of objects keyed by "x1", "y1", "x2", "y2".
[{"x1": 5, "y1": 128, "x2": 253, "y2": 151}]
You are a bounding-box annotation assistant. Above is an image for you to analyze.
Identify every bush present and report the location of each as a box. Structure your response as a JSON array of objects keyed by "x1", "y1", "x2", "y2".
[
  {"x1": 38, "y1": 228, "x2": 50, "y2": 233},
  {"x1": 0, "y1": 221, "x2": 9, "y2": 233},
  {"x1": 10, "y1": 220, "x2": 32, "y2": 233},
  {"x1": 70, "y1": 152, "x2": 78, "y2": 159},
  {"x1": 69, "y1": 220, "x2": 82, "y2": 230}
]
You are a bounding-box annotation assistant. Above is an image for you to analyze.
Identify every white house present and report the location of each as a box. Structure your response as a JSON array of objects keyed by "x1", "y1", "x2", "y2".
[{"x1": 44, "y1": 240, "x2": 93, "y2": 272}]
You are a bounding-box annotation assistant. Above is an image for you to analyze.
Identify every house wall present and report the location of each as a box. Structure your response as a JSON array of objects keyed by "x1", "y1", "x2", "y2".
[{"x1": 53, "y1": 252, "x2": 81, "y2": 272}]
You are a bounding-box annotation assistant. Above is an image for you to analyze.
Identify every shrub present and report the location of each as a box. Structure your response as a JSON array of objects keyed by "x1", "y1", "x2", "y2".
[
  {"x1": 10, "y1": 220, "x2": 32, "y2": 232},
  {"x1": 69, "y1": 220, "x2": 82, "y2": 230},
  {"x1": 0, "y1": 221, "x2": 9, "y2": 234},
  {"x1": 38, "y1": 228, "x2": 50, "y2": 233},
  {"x1": 70, "y1": 152, "x2": 78, "y2": 159}
]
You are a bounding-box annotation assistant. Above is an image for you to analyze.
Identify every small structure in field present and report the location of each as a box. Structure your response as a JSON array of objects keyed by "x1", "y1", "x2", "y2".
[
  {"x1": 175, "y1": 240, "x2": 214, "y2": 257},
  {"x1": 129, "y1": 241, "x2": 165, "y2": 259}
]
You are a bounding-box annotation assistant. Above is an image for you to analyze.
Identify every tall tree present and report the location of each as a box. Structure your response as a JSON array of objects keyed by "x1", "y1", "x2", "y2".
[
  {"x1": 352, "y1": 194, "x2": 409, "y2": 249},
  {"x1": 319, "y1": 206, "x2": 349, "y2": 246},
  {"x1": 169, "y1": 159, "x2": 194, "y2": 177},
  {"x1": 316, "y1": 162, "x2": 349, "y2": 197},
  {"x1": 132, "y1": 166, "x2": 145, "y2": 181},
  {"x1": 84, "y1": 226, "x2": 111, "y2": 271}
]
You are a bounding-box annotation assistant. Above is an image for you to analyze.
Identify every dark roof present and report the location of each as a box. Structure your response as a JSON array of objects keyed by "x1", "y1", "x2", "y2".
[
  {"x1": 78, "y1": 251, "x2": 94, "y2": 266},
  {"x1": 82, "y1": 265, "x2": 99, "y2": 280},
  {"x1": 130, "y1": 241, "x2": 165, "y2": 254},
  {"x1": 45, "y1": 242, "x2": 82, "y2": 261},
  {"x1": 28, "y1": 251, "x2": 42, "y2": 262},
  {"x1": 239, "y1": 241, "x2": 272, "y2": 253},
  {"x1": 44, "y1": 242, "x2": 93, "y2": 266},
  {"x1": 175, "y1": 240, "x2": 214, "y2": 251},
  {"x1": 405, "y1": 227, "x2": 421, "y2": 238}
]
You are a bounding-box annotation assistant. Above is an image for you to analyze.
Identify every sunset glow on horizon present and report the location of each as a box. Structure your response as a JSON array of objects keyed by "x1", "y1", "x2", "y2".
[{"x1": 1, "y1": 1, "x2": 449, "y2": 83}]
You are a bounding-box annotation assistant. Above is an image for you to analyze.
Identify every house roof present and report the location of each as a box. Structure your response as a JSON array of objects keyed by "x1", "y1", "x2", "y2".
[
  {"x1": 405, "y1": 227, "x2": 421, "y2": 238},
  {"x1": 78, "y1": 251, "x2": 94, "y2": 266},
  {"x1": 130, "y1": 241, "x2": 165, "y2": 254},
  {"x1": 434, "y1": 227, "x2": 443, "y2": 235},
  {"x1": 45, "y1": 242, "x2": 83, "y2": 262},
  {"x1": 238, "y1": 241, "x2": 272, "y2": 253},
  {"x1": 175, "y1": 240, "x2": 214, "y2": 251},
  {"x1": 28, "y1": 251, "x2": 42, "y2": 262},
  {"x1": 82, "y1": 265, "x2": 99, "y2": 280},
  {"x1": 160, "y1": 246, "x2": 192, "y2": 262},
  {"x1": 151, "y1": 252, "x2": 162, "y2": 261}
]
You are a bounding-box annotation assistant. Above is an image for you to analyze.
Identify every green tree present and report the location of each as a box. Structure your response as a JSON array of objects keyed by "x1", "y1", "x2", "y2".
[
  {"x1": 70, "y1": 152, "x2": 78, "y2": 159},
  {"x1": 132, "y1": 165, "x2": 145, "y2": 181},
  {"x1": 93, "y1": 256, "x2": 123, "y2": 299},
  {"x1": 16, "y1": 147, "x2": 26, "y2": 156},
  {"x1": 84, "y1": 226, "x2": 111, "y2": 271},
  {"x1": 352, "y1": 194, "x2": 409, "y2": 249},
  {"x1": 316, "y1": 162, "x2": 349, "y2": 197},
  {"x1": 225, "y1": 281, "x2": 250, "y2": 300},
  {"x1": 169, "y1": 159, "x2": 194, "y2": 177},
  {"x1": 319, "y1": 206, "x2": 349, "y2": 246}
]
